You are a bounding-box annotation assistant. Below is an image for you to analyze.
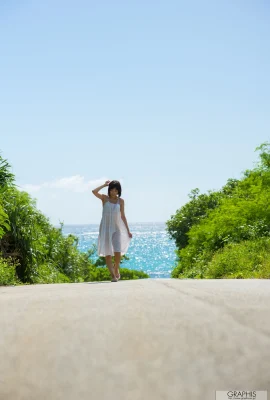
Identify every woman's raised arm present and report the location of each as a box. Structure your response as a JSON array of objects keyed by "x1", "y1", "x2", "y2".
[{"x1": 92, "y1": 181, "x2": 110, "y2": 200}]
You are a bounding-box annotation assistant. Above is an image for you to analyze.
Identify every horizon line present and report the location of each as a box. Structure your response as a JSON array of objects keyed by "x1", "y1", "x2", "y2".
[{"x1": 54, "y1": 221, "x2": 167, "y2": 226}]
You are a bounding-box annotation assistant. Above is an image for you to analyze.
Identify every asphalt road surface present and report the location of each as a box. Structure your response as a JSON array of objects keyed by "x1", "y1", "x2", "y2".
[{"x1": 1, "y1": 278, "x2": 270, "y2": 400}]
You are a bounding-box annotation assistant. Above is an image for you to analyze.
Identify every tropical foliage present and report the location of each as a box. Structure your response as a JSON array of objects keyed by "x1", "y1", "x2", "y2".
[{"x1": 167, "y1": 142, "x2": 270, "y2": 279}]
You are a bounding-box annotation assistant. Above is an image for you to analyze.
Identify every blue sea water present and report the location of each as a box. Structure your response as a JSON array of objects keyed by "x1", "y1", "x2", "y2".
[{"x1": 62, "y1": 222, "x2": 177, "y2": 278}]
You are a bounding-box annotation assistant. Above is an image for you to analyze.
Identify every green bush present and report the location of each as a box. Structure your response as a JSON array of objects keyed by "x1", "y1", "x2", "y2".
[
  {"x1": 30, "y1": 263, "x2": 71, "y2": 284},
  {"x1": 205, "y1": 238, "x2": 270, "y2": 279},
  {"x1": 0, "y1": 257, "x2": 20, "y2": 286},
  {"x1": 87, "y1": 265, "x2": 149, "y2": 281}
]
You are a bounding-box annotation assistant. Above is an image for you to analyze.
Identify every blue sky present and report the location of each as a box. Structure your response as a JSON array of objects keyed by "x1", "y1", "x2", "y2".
[{"x1": 0, "y1": 0, "x2": 269, "y2": 224}]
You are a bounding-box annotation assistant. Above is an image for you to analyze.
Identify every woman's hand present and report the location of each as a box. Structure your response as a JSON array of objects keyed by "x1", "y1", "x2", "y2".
[
  {"x1": 104, "y1": 180, "x2": 110, "y2": 186},
  {"x1": 128, "y1": 232, "x2": 133, "y2": 238}
]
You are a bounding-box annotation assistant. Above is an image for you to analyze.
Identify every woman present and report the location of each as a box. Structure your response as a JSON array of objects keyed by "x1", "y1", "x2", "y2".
[{"x1": 92, "y1": 180, "x2": 132, "y2": 282}]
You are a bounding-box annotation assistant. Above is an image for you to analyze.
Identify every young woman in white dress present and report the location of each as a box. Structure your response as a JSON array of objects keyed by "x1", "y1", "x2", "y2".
[{"x1": 92, "y1": 180, "x2": 132, "y2": 282}]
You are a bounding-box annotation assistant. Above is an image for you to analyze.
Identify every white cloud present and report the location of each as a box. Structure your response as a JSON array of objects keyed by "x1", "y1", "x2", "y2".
[
  {"x1": 17, "y1": 176, "x2": 134, "y2": 224},
  {"x1": 20, "y1": 176, "x2": 108, "y2": 193}
]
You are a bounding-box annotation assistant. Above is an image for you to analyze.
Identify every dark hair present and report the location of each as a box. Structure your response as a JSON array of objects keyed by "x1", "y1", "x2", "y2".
[{"x1": 108, "y1": 180, "x2": 122, "y2": 197}]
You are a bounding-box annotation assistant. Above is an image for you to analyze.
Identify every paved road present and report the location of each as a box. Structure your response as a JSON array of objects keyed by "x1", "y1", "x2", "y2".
[{"x1": 1, "y1": 279, "x2": 270, "y2": 400}]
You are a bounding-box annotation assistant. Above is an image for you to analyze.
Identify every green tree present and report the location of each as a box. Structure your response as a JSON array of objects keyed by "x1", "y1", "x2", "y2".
[
  {"x1": 166, "y1": 188, "x2": 224, "y2": 250},
  {"x1": 0, "y1": 155, "x2": 14, "y2": 239}
]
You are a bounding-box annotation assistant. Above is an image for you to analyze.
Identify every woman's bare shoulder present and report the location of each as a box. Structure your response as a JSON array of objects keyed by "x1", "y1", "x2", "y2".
[{"x1": 102, "y1": 195, "x2": 109, "y2": 204}]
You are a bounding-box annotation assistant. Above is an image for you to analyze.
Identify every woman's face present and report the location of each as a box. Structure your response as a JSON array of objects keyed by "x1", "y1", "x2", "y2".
[{"x1": 109, "y1": 188, "x2": 118, "y2": 197}]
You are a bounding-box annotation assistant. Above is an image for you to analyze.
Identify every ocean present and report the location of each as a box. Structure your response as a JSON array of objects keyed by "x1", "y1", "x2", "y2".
[{"x1": 62, "y1": 222, "x2": 177, "y2": 278}]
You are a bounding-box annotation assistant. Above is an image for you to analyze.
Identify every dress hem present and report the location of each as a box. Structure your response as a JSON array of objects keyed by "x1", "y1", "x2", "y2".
[{"x1": 98, "y1": 251, "x2": 127, "y2": 257}]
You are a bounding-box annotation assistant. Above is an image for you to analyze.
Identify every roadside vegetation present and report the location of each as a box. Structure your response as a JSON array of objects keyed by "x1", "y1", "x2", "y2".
[{"x1": 167, "y1": 142, "x2": 270, "y2": 279}]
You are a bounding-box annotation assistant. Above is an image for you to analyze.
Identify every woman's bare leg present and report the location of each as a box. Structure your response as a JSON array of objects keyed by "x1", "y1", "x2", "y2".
[
  {"x1": 105, "y1": 255, "x2": 117, "y2": 280},
  {"x1": 114, "y1": 252, "x2": 121, "y2": 278}
]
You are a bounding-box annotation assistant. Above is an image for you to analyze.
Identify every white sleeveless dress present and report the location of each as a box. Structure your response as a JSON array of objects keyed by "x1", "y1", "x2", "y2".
[{"x1": 97, "y1": 198, "x2": 131, "y2": 257}]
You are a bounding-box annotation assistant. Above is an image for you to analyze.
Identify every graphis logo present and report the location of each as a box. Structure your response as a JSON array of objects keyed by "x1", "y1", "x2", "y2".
[
  {"x1": 216, "y1": 391, "x2": 267, "y2": 400},
  {"x1": 227, "y1": 392, "x2": 256, "y2": 399}
]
